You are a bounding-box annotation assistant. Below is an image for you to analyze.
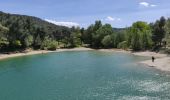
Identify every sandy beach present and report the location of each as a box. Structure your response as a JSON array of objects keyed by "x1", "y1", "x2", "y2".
[
  {"x1": 96, "y1": 49, "x2": 130, "y2": 53},
  {"x1": 133, "y1": 51, "x2": 170, "y2": 72},
  {"x1": 0, "y1": 48, "x2": 127, "y2": 61},
  {"x1": 132, "y1": 51, "x2": 167, "y2": 58},
  {"x1": 0, "y1": 47, "x2": 93, "y2": 60},
  {"x1": 56, "y1": 47, "x2": 93, "y2": 52},
  {"x1": 0, "y1": 50, "x2": 53, "y2": 60}
]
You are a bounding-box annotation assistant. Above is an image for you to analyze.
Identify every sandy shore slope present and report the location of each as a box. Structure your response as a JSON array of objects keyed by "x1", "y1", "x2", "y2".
[
  {"x1": 133, "y1": 51, "x2": 170, "y2": 72},
  {"x1": 0, "y1": 47, "x2": 93, "y2": 60},
  {"x1": 140, "y1": 57, "x2": 170, "y2": 71},
  {"x1": 97, "y1": 49, "x2": 130, "y2": 53},
  {"x1": 0, "y1": 50, "x2": 52, "y2": 60},
  {"x1": 132, "y1": 51, "x2": 167, "y2": 58}
]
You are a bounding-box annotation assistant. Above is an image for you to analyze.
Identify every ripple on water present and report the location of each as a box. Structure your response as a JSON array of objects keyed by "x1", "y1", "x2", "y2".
[
  {"x1": 0, "y1": 51, "x2": 170, "y2": 100},
  {"x1": 136, "y1": 81, "x2": 170, "y2": 92},
  {"x1": 118, "y1": 96, "x2": 161, "y2": 100}
]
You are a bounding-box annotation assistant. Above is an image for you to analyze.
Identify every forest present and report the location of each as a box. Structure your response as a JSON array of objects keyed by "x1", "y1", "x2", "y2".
[{"x1": 0, "y1": 11, "x2": 170, "y2": 53}]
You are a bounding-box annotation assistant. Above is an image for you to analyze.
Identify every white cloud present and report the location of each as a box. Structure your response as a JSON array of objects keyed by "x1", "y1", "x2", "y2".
[
  {"x1": 45, "y1": 19, "x2": 79, "y2": 28},
  {"x1": 150, "y1": 4, "x2": 157, "y2": 7},
  {"x1": 105, "y1": 16, "x2": 121, "y2": 21},
  {"x1": 139, "y1": 2, "x2": 157, "y2": 8},
  {"x1": 140, "y1": 2, "x2": 149, "y2": 7},
  {"x1": 106, "y1": 16, "x2": 115, "y2": 21}
]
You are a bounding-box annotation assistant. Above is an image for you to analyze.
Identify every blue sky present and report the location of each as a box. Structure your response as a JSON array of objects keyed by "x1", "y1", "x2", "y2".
[{"x1": 0, "y1": 0, "x2": 170, "y2": 28}]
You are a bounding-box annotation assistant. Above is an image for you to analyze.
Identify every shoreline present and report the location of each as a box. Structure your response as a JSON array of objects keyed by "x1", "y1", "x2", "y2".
[
  {"x1": 132, "y1": 51, "x2": 170, "y2": 72},
  {"x1": 0, "y1": 48, "x2": 129, "y2": 60},
  {"x1": 0, "y1": 47, "x2": 94, "y2": 60},
  {"x1": 1, "y1": 48, "x2": 170, "y2": 72},
  {"x1": 0, "y1": 50, "x2": 53, "y2": 60}
]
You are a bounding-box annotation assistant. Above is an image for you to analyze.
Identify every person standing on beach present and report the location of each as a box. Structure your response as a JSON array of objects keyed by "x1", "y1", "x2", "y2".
[{"x1": 152, "y1": 56, "x2": 155, "y2": 62}]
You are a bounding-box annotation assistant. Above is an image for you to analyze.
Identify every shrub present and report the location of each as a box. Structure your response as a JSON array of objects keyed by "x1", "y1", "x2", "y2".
[
  {"x1": 117, "y1": 41, "x2": 128, "y2": 50},
  {"x1": 47, "y1": 41, "x2": 57, "y2": 50},
  {"x1": 13, "y1": 40, "x2": 22, "y2": 47}
]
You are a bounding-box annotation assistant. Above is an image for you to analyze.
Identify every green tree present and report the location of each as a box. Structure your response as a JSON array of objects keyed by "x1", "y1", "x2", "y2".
[
  {"x1": 165, "y1": 18, "x2": 170, "y2": 47},
  {"x1": 127, "y1": 21, "x2": 152, "y2": 51},
  {"x1": 102, "y1": 35, "x2": 113, "y2": 48},
  {"x1": 117, "y1": 41, "x2": 128, "y2": 50},
  {"x1": 0, "y1": 24, "x2": 9, "y2": 49},
  {"x1": 114, "y1": 32, "x2": 125, "y2": 48},
  {"x1": 131, "y1": 29, "x2": 142, "y2": 50},
  {"x1": 23, "y1": 35, "x2": 33, "y2": 48},
  {"x1": 34, "y1": 34, "x2": 42, "y2": 48},
  {"x1": 152, "y1": 16, "x2": 166, "y2": 46},
  {"x1": 82, "y1": 20, "x2": 102, "y2": 45},
  {"x1": 92, "y1": 24, "x2": 113, "y2": 47},
  {"x1": 69, "y1": 27, "x2": 82, "y2": 47},
  {"x1": 141, "y1": 30, "x2": 152, "y2": 50},
  {"x1": 41, "y1": 36, "x2": 57, "y2": 50},
  {"x1": 12, "y1": 40, "x2": 22, "y2": 48}
]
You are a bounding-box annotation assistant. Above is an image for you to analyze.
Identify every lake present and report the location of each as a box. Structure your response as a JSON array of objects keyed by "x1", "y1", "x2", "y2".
[{"x1": 0, "y1": 51, "x2": 170, "y2": 100}]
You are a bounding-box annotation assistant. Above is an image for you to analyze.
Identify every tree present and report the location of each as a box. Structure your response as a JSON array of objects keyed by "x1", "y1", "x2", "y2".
[
  {"x1": 23, "y1": 35, "x2": 33, "y2": 48},
  {"x1": 82, "y1": 20, "x2": 102, "y2": 45},
  {"x1": 141, "y1": 30, "x2": 152, "y2": 50},
  {"x1": 165, "y1": 18, "x2": 170, "y2": 47},
  {"x1": 0, "y1": 24, "x2": 9, "y2": 49},
  {"x1": 102, "y1": 35, "x2": 113, "y2": 48},
  {"x1": 117, "y1": 41, "x2": 128, "y2": 50},
  {"x1": 131, "y1": 29, "x2": 142, "y2": 50},
  {"x1": 68, "y1": 27, "x2": 82, "y2": 47},
  {"x1": 152, "y1": 16, "x2": 166, "y2": 46},
  {"x1": 127, "y1": 21, "x2": 152, "y2": 51},
  {"x1": 0, "y1": 11, "x2": 73, "y2": 50},
  {"x1": 114, "y1": 32, "x2": 125, "y2": 48},
  {"x1": 12, "y1": 40, "x2": 22, "y2": 48},
  {"x1": 41, "y1": 36, "x2": 57, "y2": 50},
  {"x1": 82, "y1": 25, "x2": 94, "y2": 44},
  {"x1": 92, "y1": 24, "x2": 113, "y2": 47},
  {"x1": 34, "y1": 34, "x2": 42, "y2": 48}
]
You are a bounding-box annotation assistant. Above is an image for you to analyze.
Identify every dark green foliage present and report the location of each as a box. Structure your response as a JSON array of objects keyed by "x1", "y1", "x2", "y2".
[
  {"x1": 92, "y1": 24, "x2": 113, "y2": 47},
  {"x1": 165, "y1": 18, "x2": 170, "y2": 47},
  {"x1": 126, "y1": 21, "x2": 152, "y2": 51},
  {"x1": 0, "y1": 24, "x2": 9, "y2": 49},
  {"x1": 114, "y1": 32, "x2": 125, "y2": 47},
  {"x1": 117, "y1": 41, "x2": 128, "y2": 50},
  {"x1": 83, "y1": 20, "x2": 102, "y2": 46},
  {"x1": 12, "y1": 40, "x2": 22, "y2": 48},
  {"x1": 152, "y1": 16, "x2": 166, "y2": 46},
  {"x1": 0, "y1": 11, "x2": 169, "y2": 52},
  {"x1": 81, "y1": 21, "x2": 126, "y2": 48},
  {"x1": 102, "y1": 35, "x2": 113, "y2": 48},
  {"x1": 0, "y1": 11, "x2": 71, "y2": 51},
  {"x1": 69, "y1": 27, "x2": 82, "y2": 47}
]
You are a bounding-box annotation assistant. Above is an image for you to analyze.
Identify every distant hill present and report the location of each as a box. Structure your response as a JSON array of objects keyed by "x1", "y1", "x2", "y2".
[
  {"x1": 113, "y1": 28, "x2": 126, "y2": 33},
  {"x1": 0, "y1": 11, "x2": 129, "y2": 51},
  {"x1": 0, "y1": 11, "x2": 71, "y2": 37},
  {"x1": 0, "y1": 11, "x2": 73, "y2": 50}
]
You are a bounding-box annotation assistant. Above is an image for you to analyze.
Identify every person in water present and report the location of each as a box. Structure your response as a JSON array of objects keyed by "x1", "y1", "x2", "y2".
[{"x1": 152, "y1": 56, "x2": 155, "y2": 62}]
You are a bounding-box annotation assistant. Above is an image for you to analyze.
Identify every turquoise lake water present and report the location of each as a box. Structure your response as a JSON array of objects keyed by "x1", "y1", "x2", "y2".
[{"x1": 0, "y1": 51, "x2": 170, "y2": 100}]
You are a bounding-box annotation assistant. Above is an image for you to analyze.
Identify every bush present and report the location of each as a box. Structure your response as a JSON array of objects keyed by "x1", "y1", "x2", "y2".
[
  {"x1": 47, "y1": 41, "x2": 57, "y2": 50},
  {"x1": 102, "y1": 35, "x2": 113, "y2": 48},
  {"x1": 12, "y1": 40, "x2": 22, "y2": 47},
  {"x1": 117, "y1": 41, "x2": 128, "y2": 50}
]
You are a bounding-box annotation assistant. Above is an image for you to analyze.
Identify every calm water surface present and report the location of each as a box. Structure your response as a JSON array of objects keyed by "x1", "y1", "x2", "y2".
[{"x1": 0, "y1": 51, "x2": 170, "y2": 100}]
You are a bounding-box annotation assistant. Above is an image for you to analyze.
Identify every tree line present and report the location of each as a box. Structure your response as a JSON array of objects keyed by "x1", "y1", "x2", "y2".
[
  {"x1": 0, "y1": 11, "x2": 170, "y2": 53},
  {"x1": 82, "y1": 17, "x2": 170, "y2": 52}
]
